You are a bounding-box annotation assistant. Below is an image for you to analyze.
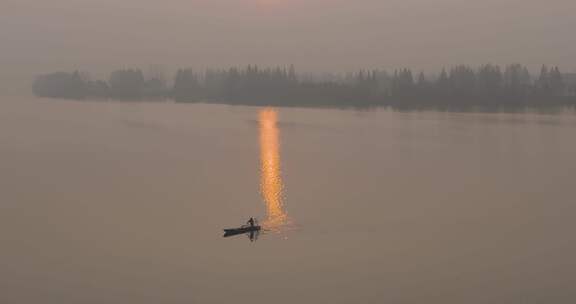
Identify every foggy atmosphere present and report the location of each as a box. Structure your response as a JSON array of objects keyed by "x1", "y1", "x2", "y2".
[{"x1": 2, "y1": 0, "x2": 576, "y2": 303}]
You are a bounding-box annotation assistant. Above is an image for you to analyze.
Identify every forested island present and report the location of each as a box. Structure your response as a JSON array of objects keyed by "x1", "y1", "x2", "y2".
[{"x1": 33, "y1": 64, "x2": 576, "y2": 109}]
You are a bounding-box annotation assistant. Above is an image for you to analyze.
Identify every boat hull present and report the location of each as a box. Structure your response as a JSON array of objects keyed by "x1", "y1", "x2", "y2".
[{"x1": 223, "y1": 226, "x2": 261, "y2": 237}]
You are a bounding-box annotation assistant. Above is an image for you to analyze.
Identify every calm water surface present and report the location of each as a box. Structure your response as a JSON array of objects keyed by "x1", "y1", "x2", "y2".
[{"x1": 1, "y1": 97, "x2": 576, "y2": 303}]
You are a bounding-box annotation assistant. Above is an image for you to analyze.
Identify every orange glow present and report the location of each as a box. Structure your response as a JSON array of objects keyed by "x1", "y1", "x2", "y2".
[
  {"x1": 256, "y1": 0, "x2": 283, "y2": 7},
  {"x1": 254, "y1": 0, "x2": 296, "y2": 11},
  {"x1": 259, "y1": 108, "x2": 289, "y2": 231}
]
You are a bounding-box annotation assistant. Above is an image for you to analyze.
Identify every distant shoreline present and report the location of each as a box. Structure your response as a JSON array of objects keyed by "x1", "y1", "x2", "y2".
[
  {"x1": 32, "y1": 96, "x2": 576, "y2": 115},
  {"x1": 32, "y1": 64, "x2": 576, "y2": 111}
]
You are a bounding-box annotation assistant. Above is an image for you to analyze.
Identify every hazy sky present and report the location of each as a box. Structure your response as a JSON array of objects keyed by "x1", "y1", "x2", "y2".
[{"x1": 2, "y1": 0, "x2": 576, "y2": 92}]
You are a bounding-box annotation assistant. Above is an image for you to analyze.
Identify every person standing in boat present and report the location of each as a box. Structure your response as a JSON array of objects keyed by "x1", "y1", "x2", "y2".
[{"x1": 247, "y1": 217, "x2": 255, "y2": 227}]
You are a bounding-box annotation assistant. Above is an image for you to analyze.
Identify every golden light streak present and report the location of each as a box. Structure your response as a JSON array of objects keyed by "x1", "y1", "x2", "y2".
[{"x1": 259, "y1": 108, "x2": 289, "y2": 231}]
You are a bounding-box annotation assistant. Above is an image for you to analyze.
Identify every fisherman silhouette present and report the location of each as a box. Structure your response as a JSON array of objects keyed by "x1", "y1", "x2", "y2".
[{"x1": 247, "y1": 217, "x2": 255, "y2": 227}]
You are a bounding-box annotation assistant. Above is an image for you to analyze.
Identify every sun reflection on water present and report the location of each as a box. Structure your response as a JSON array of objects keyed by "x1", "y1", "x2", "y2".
[{"x1": 259, "y1": 108, "x2": 289, "y2": 232}]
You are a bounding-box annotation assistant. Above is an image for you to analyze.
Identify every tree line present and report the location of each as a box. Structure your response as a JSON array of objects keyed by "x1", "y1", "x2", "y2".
[{"x1": 33, "y1": 64, "x2": 576, "y2": 109}]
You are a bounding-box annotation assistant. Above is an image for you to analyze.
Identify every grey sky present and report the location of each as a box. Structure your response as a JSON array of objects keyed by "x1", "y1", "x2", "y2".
[{"x1": 2, "y1": 0, "x2": 575, "y2": 93}]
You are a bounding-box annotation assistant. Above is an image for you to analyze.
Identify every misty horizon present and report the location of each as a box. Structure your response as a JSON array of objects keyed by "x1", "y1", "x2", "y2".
[
  {"x1": 32, "y1": 63, "x2": 576, "y2": 110},
  {"x1": 3, "y1": 0, "x2": 576, "y2": 95}
]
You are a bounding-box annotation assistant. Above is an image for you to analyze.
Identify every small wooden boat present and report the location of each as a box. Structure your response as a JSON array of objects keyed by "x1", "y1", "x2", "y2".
[{"x1": 223, "y1": 225, "x2": 261, "y2": 237}]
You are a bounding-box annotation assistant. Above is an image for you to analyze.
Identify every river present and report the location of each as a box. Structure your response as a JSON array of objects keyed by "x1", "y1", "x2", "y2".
[{"x1": 1, "y1": 96, "x2": 576, "y2": 303}]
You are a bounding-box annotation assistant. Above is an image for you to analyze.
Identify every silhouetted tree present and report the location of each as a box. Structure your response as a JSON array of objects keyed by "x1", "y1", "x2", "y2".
[
  {"x1": 537, "y1": 65, "x2": 550, "y2": 92},
  {"x1": 549, "y1": 66, "x2": 565, "y2": 96},
  {"x1": 476, "y1": 64, "x2": 503, "y2": 94},
  {"x1": 109, "y1": 69, "x2": 145, "y2": 99},
  {"x1": 504, "y1": 64, "x2": 531, "y2": 95},
  {"x1": 436, "y1": 68, "x2": 450, "y2": 96},
  {"x1": 449, "y1": 65, "x2": 476, "y2": 96},
  {"x1": 173, "y1": 68, "x2": 200, "y2": 101},
  {"x1": 33, "y1": 71, "x2": 87, "y2": 99}
]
